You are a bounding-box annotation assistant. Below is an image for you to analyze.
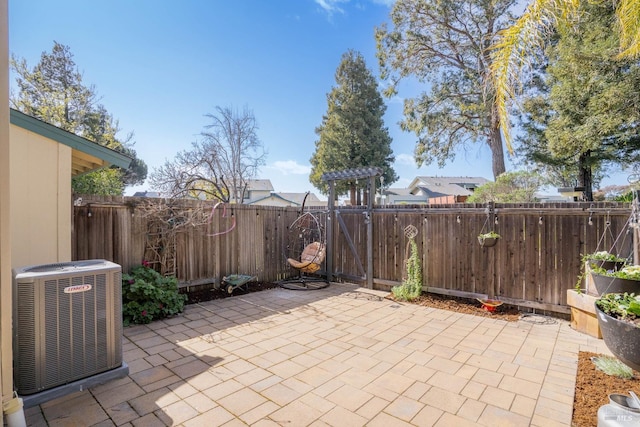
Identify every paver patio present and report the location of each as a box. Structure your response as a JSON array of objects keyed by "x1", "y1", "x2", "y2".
[{"x1": 24, "y1": 283, "x2": 610, "y2": 426}]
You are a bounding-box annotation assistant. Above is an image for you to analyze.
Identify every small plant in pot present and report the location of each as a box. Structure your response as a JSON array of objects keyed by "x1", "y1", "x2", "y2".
[
  {"x1": 590, "y1": 264, "x2": 640, "y2": 295},
  {"x1": 583, "y1": 250, "x2": 626, "y2": 271},
  {"x1": 477, "y1": 231, "x2": 500, "y2": 247},
  {"x1": 595, "y1": 293, "x2": 640, "y2": 371}
]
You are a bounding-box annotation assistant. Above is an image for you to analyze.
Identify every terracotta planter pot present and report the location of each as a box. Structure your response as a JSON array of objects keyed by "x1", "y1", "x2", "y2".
[
  {"x1": 595, "y1": 303, "x2": 640, "y2": 371},
  {"x1": 590, "y1": 272, "x2": 640, "y2": 295}
]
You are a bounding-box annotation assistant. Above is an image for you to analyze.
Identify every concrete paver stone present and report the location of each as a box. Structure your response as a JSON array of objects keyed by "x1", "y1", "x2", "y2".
[{"x1": 25, "y1": 283, "x2": 612, "y2": 426}]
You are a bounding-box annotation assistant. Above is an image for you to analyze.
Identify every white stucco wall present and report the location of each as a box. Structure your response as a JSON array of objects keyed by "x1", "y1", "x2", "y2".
[
  {"x1": 9, "y1": 125, "x2": 72, "y2": 268},
  {"x1": 0, "y1": 0, "x2": 11, "y2": 412}
]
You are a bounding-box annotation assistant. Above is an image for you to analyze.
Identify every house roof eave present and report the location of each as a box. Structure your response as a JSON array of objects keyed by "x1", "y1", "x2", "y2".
[{"x1": 10, "y1": 109, "x2": 132, "y2": 174}]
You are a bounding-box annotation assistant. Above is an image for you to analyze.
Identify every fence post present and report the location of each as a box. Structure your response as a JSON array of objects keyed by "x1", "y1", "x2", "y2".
[
  {"x1": 326, "y1": 181, "x2": 335, "y2": 282},
  {"x1": 366, "y1": 175, "x2": 374, "y2": 289},
  {"x1": 634, "y1": 191, "x2": 640, "y2": 266}
]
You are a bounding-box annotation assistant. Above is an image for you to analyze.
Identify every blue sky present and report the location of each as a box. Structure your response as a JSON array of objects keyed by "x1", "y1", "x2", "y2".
[{"x1": 14, "y1": 0, "x2": 623, "y2": 198}]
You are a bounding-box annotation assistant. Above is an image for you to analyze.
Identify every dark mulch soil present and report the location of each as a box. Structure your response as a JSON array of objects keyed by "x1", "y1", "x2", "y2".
[
  {"x1": 182, "y1": 281, "x2": 279, "y2": 304},
  {"x1": 184, "y1": 281, "x2": 521, "y2": 322},
  {"x1": 388, "y1": 292, "x2": 523, "y2": 322},
  {"x1": 572, "y1": 351, "x2": 640, "y2": 427}
]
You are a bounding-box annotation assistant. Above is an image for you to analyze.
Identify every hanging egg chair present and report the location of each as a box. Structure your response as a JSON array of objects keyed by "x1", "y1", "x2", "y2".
[{"x1": 278, "y1": 210, "x2": 329, "y2": 290}]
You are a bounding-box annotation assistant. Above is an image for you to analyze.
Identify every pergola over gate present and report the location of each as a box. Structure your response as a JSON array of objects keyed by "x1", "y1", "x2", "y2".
[{"x1": 321, "y1": 166, "x2": 383, "y2": 288}]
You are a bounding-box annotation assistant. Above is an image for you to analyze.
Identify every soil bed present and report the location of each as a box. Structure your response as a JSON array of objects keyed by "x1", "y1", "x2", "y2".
[
  {"x1": 389, "y1": 292, "x2": 522, "y2": 322},
  {"x1": 182, "y1": 281, "x2": 279, "y2": 304},
  {"x1": 573, "y1": 351, "x2": 640, "y2": 426}
]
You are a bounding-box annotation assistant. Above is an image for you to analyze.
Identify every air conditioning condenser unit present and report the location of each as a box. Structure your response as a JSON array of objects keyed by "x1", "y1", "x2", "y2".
[{"x1": 13, "y1": 260, "x2": 127, "y2": 399}]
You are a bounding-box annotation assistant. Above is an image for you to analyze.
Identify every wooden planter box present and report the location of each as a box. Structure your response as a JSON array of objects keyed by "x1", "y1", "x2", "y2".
[{"x1": 567, "y1": 289, "x2": 602, "y2": 338}]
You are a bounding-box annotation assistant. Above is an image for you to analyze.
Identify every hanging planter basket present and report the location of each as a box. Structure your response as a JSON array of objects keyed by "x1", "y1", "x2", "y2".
[
  {"x1": 591, "y1": 272, "x2": 640, "y2": 295},
  {"x1": 478, "y1": 233, "x2": 500, "y2": 247},
  {"x1": 588, "y1": 259, "x2": 626, "y2": 272}
]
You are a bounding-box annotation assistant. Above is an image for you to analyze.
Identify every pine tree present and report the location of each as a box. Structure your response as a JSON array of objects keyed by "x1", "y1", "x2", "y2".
[
  {"x1": 310, "y1": 50, "x2": 397, "y2": 202},
  {"x1": 376, "y1": 0, "x2": 518, "y2": 179},
  {"x1": 516, "y1": 2, "x2": 640, "y2": 200},
  {"x1": 11, "y1": 42, "x2": 147, "y2": 194}
]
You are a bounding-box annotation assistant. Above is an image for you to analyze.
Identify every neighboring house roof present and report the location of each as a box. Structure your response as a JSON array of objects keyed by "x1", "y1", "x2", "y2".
[
  {"x1": 132, "y1": 191, "x2": 161, "y2": 198},
  {"x1": 275, "y1": 192, "x2": 325, "y2": 206},
  {"x1": 247, "y1": 193, "x2": 300, "y2": 206},
  {"x1": 408, "y1": 176, "x2": 490, "y2": 197},
  {"x1": 246, "y1": 179, "x2": 274, "y2": 192},
  {"x1": 10, "y1": 108, "x2": 132, "y2": 175},
  {"x1": 247, "y1": 192, "x2": 327, "y2": 207},
  {"x1": 385, "y1": 187, "x2": 413, "y2": 196}
]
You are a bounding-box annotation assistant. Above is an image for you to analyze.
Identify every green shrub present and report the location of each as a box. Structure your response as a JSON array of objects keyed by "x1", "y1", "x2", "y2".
[
  {"x1": 122, "y1": 263, "x2": 187, "y2": 326},
  {"x1": 592, "y1": 355, "x2": 635, "y2": 379},
  {"x1": 392, "y1": 239, "x2": 422, "y2": 301}
]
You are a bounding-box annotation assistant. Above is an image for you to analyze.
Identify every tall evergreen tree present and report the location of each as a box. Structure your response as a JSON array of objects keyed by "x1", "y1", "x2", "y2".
[
  {"x1": 310, "y1": 50, "x2": 397, "y2": 203},
  {"x1": 376, "y1": 0, "x2": 518, "y2": 179},
  {"x1": 10, "y1": 42, "x2": 146, "y2": 195},
  {"x1": 491, "y1": 0, "x2": 640, "y2": 149},
  {"x1": 516, "y1": 2, "x2": 640, "y2": 200}
]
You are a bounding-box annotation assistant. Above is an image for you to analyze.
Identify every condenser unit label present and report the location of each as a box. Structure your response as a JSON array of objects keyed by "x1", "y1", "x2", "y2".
[{"x1": 63, "y1": 284, "x2": 92, "y2": 294}]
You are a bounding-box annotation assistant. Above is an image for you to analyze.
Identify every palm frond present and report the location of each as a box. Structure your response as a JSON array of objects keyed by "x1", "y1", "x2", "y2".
[
  {"x1": 490, "y1": 0, "x2": 579, "y2": 153},
  {"x1": 616, "y1": 0, "x2": 640, "y2": 58}
]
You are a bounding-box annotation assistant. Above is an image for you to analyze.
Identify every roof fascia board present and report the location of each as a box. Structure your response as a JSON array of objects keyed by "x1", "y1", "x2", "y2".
[{"x1": 10, "y1": 109, "x2": 132, "y2": 169}]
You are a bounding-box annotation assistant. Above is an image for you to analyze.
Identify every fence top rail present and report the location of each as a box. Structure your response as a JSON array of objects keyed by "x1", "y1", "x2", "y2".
[
  {"x1": 74, "y1": 195, "x2": 631, "y2": 215},
  {"x1": 377, "y1": 201, "x2": 630, "y2": 210},
  {"x1": 367, "y1": 208, "x2": 632, "y2": 216}
]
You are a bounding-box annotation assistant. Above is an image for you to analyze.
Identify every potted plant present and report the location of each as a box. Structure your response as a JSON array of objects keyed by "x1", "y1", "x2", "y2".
[
  {"x1": 478, "y1": 231, "x2": 500, "y2": 247},
  {"x1": 590, "y1": 265, "x2": 640, "y2": 295},
  {"x1": 583, "y1": 250, "x2": 626, "y2": 271},
  {"x1": 595, "y1": 293, "x2": 640, "y2": 371}
]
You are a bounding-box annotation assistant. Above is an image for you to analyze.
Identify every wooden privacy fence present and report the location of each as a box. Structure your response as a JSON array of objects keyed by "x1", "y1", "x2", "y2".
[
  {"x1": 73, "y1": 196, "x2": 302, "y2": 284},
  {"x1": 332, "y1": 202, "x2": 633, "y2": 314},
  {"x1": 73, "y1": 196, "x2": 633, "y2": 314}
]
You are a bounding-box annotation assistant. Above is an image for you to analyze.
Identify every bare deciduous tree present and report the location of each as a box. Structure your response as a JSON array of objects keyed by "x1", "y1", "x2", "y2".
[{"x1": 150, "y1": 105, "x2": 266, "y2": 203}]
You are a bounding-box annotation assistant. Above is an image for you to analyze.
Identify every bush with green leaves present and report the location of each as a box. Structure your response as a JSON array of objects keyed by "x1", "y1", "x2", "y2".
[
  {"x1": 392, "y1": 238, "x2": 422, "y2": 301},
  {"x1": 122, "y1": 263, "x2": 187, "y2": 325}
]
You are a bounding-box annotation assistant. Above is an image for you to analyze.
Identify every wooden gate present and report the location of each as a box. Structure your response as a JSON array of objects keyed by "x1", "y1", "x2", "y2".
[{"x1": 322, "y1": 167, "x2": 383, "y2": 288}]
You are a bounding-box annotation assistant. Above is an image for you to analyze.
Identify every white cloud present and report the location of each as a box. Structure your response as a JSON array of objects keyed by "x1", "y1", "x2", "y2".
[
  {"x1": 371, "y1": 0, "x2": 395, "y2": 6},
  {"x1": 395, "y1": 153, "x2": 416, "y2": 167},
  {"x1": 314, "y1": 0, "x2": 393, "y2": 18},
  {"x1": 314, "y1": 0, "x2": 347, "y2": 15},
  {"x1": 267, "y1": 160, "x2": 311, "y2": 175}
]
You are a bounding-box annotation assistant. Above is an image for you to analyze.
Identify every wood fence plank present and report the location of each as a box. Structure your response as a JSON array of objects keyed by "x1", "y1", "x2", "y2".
[{"x1": 72, "y1": 198, "x2": 633, "y2": 314}]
